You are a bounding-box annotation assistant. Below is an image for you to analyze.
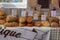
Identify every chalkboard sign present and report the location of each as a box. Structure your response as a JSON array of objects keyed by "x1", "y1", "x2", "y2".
[{"x1": 38, "y1": 0, "x2": 50, "y2": 8}]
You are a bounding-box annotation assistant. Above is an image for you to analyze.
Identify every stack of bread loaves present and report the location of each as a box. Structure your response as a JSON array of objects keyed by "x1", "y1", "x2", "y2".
[
  {"x1": 19, "y1": 17, "x2": 26, "y2": 27},
  {"x1": 0, "y1": 10, "x2": 6, "y2": 25},
  {"x1": 4, "y1": 15, "x2": 18, "y2": 27}
]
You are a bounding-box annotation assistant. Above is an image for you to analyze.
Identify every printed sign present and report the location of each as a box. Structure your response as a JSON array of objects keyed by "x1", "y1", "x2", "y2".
[
  {"x1": 21, "y1": 10, "x2": 26, "y2": 17},
  {"x1": 33, "y1": 14, "x2": 38, "y2": 20},
  {"x1": 41, "y1": 15, "x2": 46, "y2": 20},
  {"x1": 3, "y1": 0, "x2": 27, "y2": 8},
  {"x1": 0, "y1": 27, "x2": 50, "y2": 40},
  {"x1": 51, "y1": 11, "x2": 57, "y2": 17},
  {"x1": 12, "y1": 9, "x2": 17, "y2": 16},
  {"x1": 27, "y1": 8, "x2": 33, "y2": 16}
]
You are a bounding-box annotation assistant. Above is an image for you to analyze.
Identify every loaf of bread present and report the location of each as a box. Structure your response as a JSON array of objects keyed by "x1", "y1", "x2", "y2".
[
  {"x1": 41, "y1": 21, "x2": 50, "y2": 27},
  {"x1": 51, "y1": 22, "x2": 59, "y2": 27},
  {"x1": 19, "y1": 17, "x2": 26, "y2": 23},
  {"x1": 19, "y1": 23, "x2": 25, "y2": 27},
  {"x1": 27, "y1": 16, "x2": 33, "y2": 22},
  {"x1": 4, "y1": 22, "x2": 18, "y2": 27},
  {"x1": 0, "y1": 10, "x2": 6, "y2": 20},
  {"x1": 48, "y1": 17, "x2": 59, "y2": 23},
  {"x1": 0, "y1": 10, "x2": 6, "y2": 16},
  {"x1": 6, "y1": 15, "x2": 17, "y2": 22},
  {"x1": 27, "y1": 22, "x2": 33, "y2": 27},
  {"x1": 0, "y1": 20, "x2": 5, "y2": 24},
  {"x1": 34, "y1": 21, "x2": 41, "y2": 27}
]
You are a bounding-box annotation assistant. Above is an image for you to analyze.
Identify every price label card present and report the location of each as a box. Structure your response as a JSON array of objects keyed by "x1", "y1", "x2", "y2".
[
  {"x1": 27, "y1": 7, "x2": 33, "y2": 16},
  {"x1": 21, "y1": 10, "x2": 26, "y2": 17},
  {"x1": 41, "y1": 15, "x2": 46, "y2": 20},
  {"x1": 51, "y1": 11, "x2": 57, "y2": 17},
  {"x1": 12, "y1": 9, "x2": 17, "y2": 17},
  {"x1": 28, "y1": 9, "x2": 33, "y2": 16},
  {"x1": 33, "y1": 14, "x2": 38, "y2": 20}
]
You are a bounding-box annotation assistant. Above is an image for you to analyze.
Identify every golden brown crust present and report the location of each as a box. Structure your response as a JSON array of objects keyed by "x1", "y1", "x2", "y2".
[
  {"x1": 4, "y1": 22, "x2": 18, "y2": 27},
  {"x1": 19, "y1": 23, "x2": 25, "y2": 27},
  {"x1": 6, "y1": 15, "x2": 17, "y2": 22},
  {"x1": 19, "y1": 17, "x2": 26, "y2": 23},
  {"x1": 0, "y1": 20, "x2": 5, "y2": 24},
  {"x1": 51, "y1": 22, "x2": 59, "y2": 27},
  {"x1": 27, "y1": 16, "x2": 33, "y2": 22},
  {"x1": 0, "y1": 10, "x2": 6, "y2": 20},
  {"x1": 34, "y1": 21, "x2": 41, "y2": 27},
  {"x1": 41, "y1": 21, "x2": 50, "y2": 27},
  {"x1": 0, "y1": 10, "x2": 6, "y2": 16},
  {"x1": 27, "y1": 23, "x2": 33, "y2": 27},
  {"x1": 0, "y1": 15, "x2": 6, "y2": 19},
  {"x1": 48, "y1": 17, "x2": 59, "y2": 23}
]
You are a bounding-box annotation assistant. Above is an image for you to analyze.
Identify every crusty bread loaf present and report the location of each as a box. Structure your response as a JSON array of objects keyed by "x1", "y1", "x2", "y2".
[
  {"x1": 34, "y1": 21, "x2": 41, "y2": 27},
  {"x1": 51, "y1": 22, "x2": 59, "y2": 27},
  {"x1": 19, "y1": 17, "x2": 26, "y2": 23},
  {"x1": 4, "y1": 22, "x2": 18, "y2": 27},
  {"x1": 0, "y1": 20, "x2": 5, "y2": 24},
  {"x1": 6, "y1": 15, "x2": 17, "y2": 22},
  {"x1": 27, "y1": 16, "x2": 33, "y2": 22},
  {"x1": 41, "y1": 21, "x2": 50, "y2": 27}
]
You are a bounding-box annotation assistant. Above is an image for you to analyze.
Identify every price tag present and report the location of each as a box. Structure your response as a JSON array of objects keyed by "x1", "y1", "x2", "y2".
[
  {"x1": 33, "y1": 14, "x2": 38, "y2": 20},
  {"x1": 12, "y1": 9, "x2": 17, "y2": 17},
  {"x1": 51, "y1": 11, "x2": 57, "y2": 17},
  {"x1": 41, "y1": 15, "x2": 46, "y2": 20},
  {"x1": 21, "y1": 10, "x2": 26, "y2": 17},
  {"x1": 28, "y1": 12, "x2": 33, "y2": 16},
  {"x1": 27, "y1": 7, "x2": 34, "y2": 16}
]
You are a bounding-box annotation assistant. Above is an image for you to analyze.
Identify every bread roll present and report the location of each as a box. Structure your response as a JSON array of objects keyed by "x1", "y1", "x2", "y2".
[
  {"x1": 19, "y1": 23, "x2": 25, "y2": 27},
  {"x1": 48, "y1": 17, "x2": 59, "y2": 23},
  {"x1": 19, "y1": 17, "x2": 26, "y2": 23},
  {"x1": 0, "y1": 20, "x2": 5, "y2": 24},
  {"x1": 4, "y1": 22, "x2": 18, "y2": 27},
  {"x1": 27, "y1": 16, "x2": 33, "y2": 22},
  {"x1": 0, "y1": 10, "x2": 6, "y2": 16},
  {"x1": 51, "y1": 22, "x2": 59, "y2": 27},
  {"x1": 0, "y1": 16, "x2": 6, "y2": 20},
  {"x1": 34, "y1": 21, "x2": 41, "y2": 27},
  {"x1": 27, "y1": 23, "x2": 33, "y2": 27},
  {"x1": 6, "y1": 15, "x2": 17, "y2": 22},
  {"x1": 0, "y1": 10, "x2": 6, "y2": 20},
  {"x1": 41, "y1": 21, "x2": 50, "y2": 27}
]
